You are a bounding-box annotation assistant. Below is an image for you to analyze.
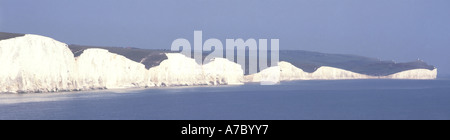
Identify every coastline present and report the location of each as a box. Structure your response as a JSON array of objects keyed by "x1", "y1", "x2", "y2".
[{"x1": 0, "y1": 34, "x2": 438, "y2": 94}]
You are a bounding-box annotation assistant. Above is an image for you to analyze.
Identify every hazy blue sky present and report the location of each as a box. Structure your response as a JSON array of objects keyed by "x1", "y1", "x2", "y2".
[{"x1": 1, "y1": 0, "x2": 449, "y2": 75}]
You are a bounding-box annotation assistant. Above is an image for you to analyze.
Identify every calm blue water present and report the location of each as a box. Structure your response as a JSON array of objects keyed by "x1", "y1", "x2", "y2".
[{"x1": 1, "y1": 79, "x2": 449, "y2": 120}]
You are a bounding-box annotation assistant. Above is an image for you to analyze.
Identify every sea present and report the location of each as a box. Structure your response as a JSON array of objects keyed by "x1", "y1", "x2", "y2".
[{"x1": 1, "y1": 78, "x2": 449, "y2": 120}]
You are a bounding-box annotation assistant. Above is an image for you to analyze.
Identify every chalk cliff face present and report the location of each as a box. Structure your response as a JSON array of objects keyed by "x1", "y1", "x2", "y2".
[
  {"x1": 203, "y1": 58, "x2": 244, "y2": 85},
  {"x1": 0, "y1": 34, "x2": 245, "y2": 93},
  {"x1": 278, "y1": 62, "x2": 374, "y2": 80},
  {"x1": 279, "y1": 50, "x2": 436, "y2": 76},
  {"x1": 247, "y1": 61, "x2": 375, "y2": 83},
  {"x1": 76, "y1": 49, "x2": 148, "y2": 89},
  {"x1": 0, "y1": 33, "x2": 439, "y2": 93},
  {"x1": 0, "y1": 34, "x2": 78, "y2": 93},
  {"x1": 246, "y1": 61, "x2": 437, "y2": 83},
  {"x1": 147, "y1": 54, "x2": 244, "y2": 86},
  {"x1": 147, "y1": 53, "x2": 207, "y2": 86},
  {"x1": 383, "y1": 69, "x2": 437, "y2": 80}
]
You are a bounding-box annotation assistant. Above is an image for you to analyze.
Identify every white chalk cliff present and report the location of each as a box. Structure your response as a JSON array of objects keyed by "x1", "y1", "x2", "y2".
[
  {"x1": 0, "y1": 34, "x2": 438, "y2": 93},
  {"x1": 246, "y1": 61, "x2": 437, "y2": 83},
  {"x1": 76, "y1": 49, "x2": 148, "y2": 89},
  {"x1": 147, "y1": 53, "x2": 243, "y2": 86},
  {"x1": 0, "y1": 34, "x2": 78, "y2": 93},
  {"x1": 203, "y1": 57, "x2": 244, "y2": 85},
  {"x1": 382, "y1": 69, "x2": 437, "y2": 80},
  {"x1": 0, "y1": 34, "x2": 244, "y2": 93}
]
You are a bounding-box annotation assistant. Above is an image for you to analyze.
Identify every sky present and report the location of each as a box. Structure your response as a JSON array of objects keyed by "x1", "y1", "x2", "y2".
[{"x1": 0, "y1": 0, "x2": 449, "y2": 75}]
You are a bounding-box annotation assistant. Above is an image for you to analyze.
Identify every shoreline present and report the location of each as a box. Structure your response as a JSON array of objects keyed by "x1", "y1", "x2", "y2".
[
  {"x1": 0, "y1": 34, "x2": 438, "y2": 94},
  {"x1": 0, "y1": 77, "x2": 439, "y2": 94}
]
